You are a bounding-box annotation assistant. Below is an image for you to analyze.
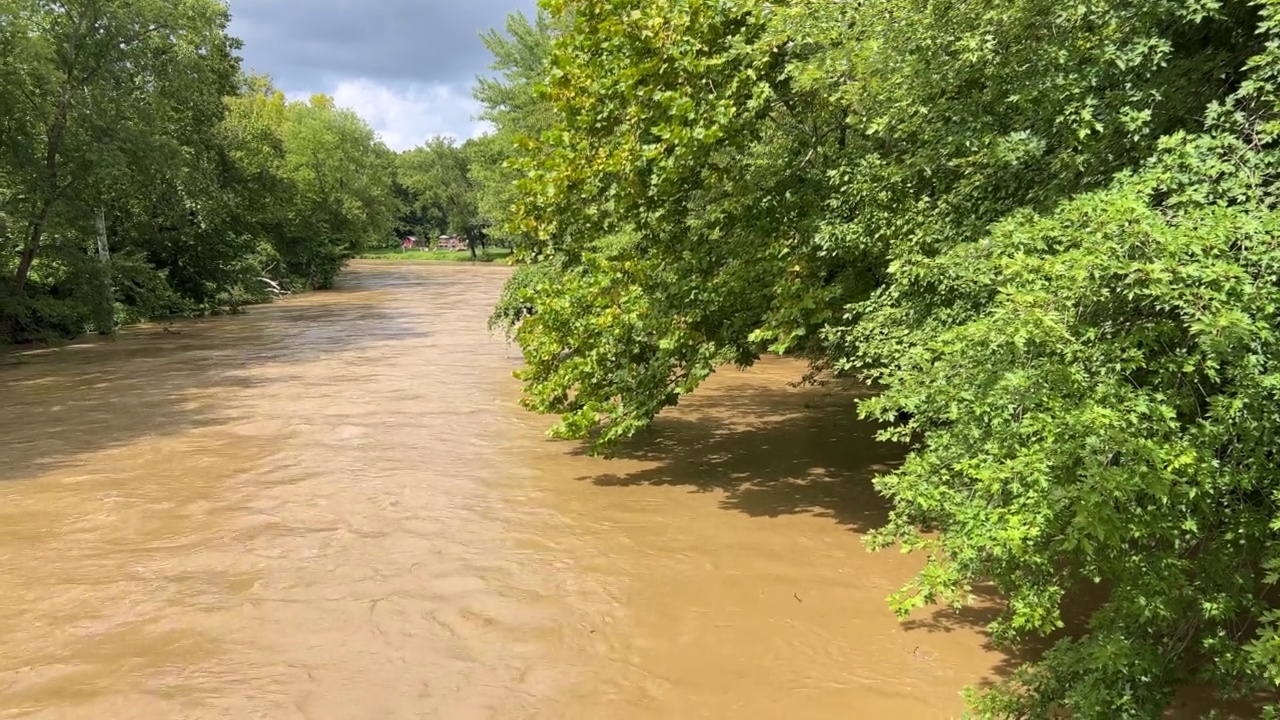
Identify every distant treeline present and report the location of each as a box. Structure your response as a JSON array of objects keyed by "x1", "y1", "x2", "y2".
[{"x1": 0, "y1": 0, "x2": 526, "y2": 343}]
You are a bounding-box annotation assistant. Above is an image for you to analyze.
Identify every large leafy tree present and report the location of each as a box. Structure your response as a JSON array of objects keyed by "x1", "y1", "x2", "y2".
[
  {"x1": 499, "y1": 0, "x2": 1280, "y2": 714},
  {"x1": 0, "y1": 1, "x2": 399, "y2": 341},
  {"x1": 470, "y1": 9, "x2": 557, "y2": 244},
  {"x1": 221, "y1": 85, "x2": 400, "y2": 290},
  {"x1": 273, "y1": 94, "x2": 398, "y2": 288},
  {"x1": 0, "y1": 0, "x2": 238, "y2": 304}
]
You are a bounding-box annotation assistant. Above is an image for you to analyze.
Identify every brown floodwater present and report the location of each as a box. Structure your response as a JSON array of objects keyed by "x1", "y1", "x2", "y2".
[{"x1": 0, "y1": 262, "x2": 1009, "y2": 719}]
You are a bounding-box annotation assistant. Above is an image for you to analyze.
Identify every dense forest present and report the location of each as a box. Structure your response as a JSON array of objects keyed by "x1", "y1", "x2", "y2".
[
  {"x1": 485, "y1": 0, "x2": 1280, "y2": 717},
  {"x1": 0, "y1": 0, "x2": 509, "y2": 343}
]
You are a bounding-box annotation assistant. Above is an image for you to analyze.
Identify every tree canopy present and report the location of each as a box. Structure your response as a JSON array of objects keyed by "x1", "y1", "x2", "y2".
[
  {"x1": 384, "y1": 10, "x2": 557, "y2": 259},
  {"x1": 396, "y1": 138, "x2": 481, "y2": 243},
  {"x1": 0, "y1": 1, "x2": 398, "y2": 341},
  {"x1": 490, "y1": 0, "x2": 1280, "y2": 714}
]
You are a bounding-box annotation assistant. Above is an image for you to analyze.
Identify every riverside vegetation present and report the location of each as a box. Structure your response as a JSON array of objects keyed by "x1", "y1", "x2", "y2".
[
  {"x1": 0, "y1": 0, "x2": 512, "y2": 343},
  {"x1": 486, "y1": 1, "x2": 1280, "y2": 717}
]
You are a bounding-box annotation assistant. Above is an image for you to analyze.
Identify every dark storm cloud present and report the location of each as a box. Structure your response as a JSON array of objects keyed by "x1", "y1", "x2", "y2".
[{"x1": 226, "y1": 0, "x2": 537, "y2": 89}]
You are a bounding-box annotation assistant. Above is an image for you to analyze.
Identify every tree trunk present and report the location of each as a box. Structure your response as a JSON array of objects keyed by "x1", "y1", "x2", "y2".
[
  {"x1": 11, "y1": 197, "x2": 56, "y2": 296},
  {"x1": 13, "y1": 85, "x2": 73, "y2": 297},
  {"x1": 95, "y1": 207, "x2": 110, "y2": 264},
  {"x1": 469, "y1": 236, "x2": 477, "y2": 260},
  {"x1": 94, "y1": 207, "x2": 114, "y2": 335},
  {"x1": 12, "y1": 242, "x2": 38, "y2": 296}
]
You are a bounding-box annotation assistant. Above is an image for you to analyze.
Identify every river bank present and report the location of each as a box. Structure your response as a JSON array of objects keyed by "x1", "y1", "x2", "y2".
[{"x1": 357, "y1": 247, "x2": 513, "y2": 263}]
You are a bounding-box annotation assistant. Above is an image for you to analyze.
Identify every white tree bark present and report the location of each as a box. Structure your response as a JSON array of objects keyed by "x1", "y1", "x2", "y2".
[
  {"x1": 95, "y1": 207, "x2": 114, "y2": 335},
  {"x1": 95, "y1": 207, "x2": 110, "y2": 264}
]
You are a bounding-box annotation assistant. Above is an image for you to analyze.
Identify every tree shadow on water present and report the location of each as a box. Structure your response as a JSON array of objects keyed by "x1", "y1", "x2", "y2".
[
  {"x1": 904, "y1": 588, "x2": 1277, "y2": 717},
  {"x1": 885, "y1": 529, "x2": 1274, "y2": 716},
  {"x1": 576, "y1": 385, "x2": 904, "y2": 535},
  {"x1": 570, "y1": 383, "x2": 1277, "y2": 716},
  {"x1": 897, "y1": 582, "x2": 1051, "y2": 689}
]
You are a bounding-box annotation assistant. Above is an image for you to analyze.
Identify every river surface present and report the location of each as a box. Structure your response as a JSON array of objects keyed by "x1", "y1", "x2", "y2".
[{"x1": 0, "y1": 263, "x2": 1008, "y2": 719}]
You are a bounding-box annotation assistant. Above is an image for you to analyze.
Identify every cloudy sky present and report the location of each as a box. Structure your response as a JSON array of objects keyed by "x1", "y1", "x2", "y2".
[{"x1": 226, "y1": 0, "x2": 537, "y2": 151}]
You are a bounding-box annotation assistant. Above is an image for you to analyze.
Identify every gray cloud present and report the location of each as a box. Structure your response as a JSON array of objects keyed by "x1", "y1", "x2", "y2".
[{"x1": 228, "y1": 0, "x2": 534, "y2": 88}]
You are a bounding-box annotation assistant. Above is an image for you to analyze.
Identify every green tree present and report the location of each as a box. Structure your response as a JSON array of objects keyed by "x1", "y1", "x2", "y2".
[
  {"x1": 273, "y1": 94, "x2": 398, "y2": 288},
  {"x1": 0, "y1": 1, "x2": 397, "y2": 341},
  {"x1": 499, "y1": 0, "x2": 1280, "y2": 713},
  {"x1": 471, "y1": 9, "x2": 557, "y2": 245},
  {"x1": 396, "y1": 138, "x2": 486, "y2": 258},
  {"x1": 215, "y1": 76, "x2": 294, "y2": 302},
  {"x1": 0, "y1": 0, "x2": 241, "y2": 340}
]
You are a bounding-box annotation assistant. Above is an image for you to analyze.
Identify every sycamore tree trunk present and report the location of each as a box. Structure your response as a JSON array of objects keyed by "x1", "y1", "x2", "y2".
[
  {"x1": 93, "y1": 207, "x2": 114, "y2": 335},
  {"x1": 95, "y1": 207, "x2": 110, "y2": 263}
]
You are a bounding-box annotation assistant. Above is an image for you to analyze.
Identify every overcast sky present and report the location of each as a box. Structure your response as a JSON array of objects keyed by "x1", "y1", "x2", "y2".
[{"x1": 226, "y1": 0, "x2": 537, "y2": 151}]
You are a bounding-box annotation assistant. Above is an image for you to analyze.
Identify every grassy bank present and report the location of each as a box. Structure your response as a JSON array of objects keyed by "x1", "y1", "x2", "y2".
[{"x1": 357, "y1": 247, "x2": 513, "y2": 263}]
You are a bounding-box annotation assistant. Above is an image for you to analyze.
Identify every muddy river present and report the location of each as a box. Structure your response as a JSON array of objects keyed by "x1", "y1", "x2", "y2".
[{"x1": 0, "y1": 263, "x2": 1007, "y2": 719}]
